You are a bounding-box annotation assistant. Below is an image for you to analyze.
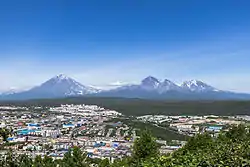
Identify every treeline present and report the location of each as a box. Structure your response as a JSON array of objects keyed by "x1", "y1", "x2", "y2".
[
  {"x1": 1, "y1": 97, "x2": 250, "y2": 116},
  {"x1": 0, "y1": 125, "x2": 250, "y2": 166}
]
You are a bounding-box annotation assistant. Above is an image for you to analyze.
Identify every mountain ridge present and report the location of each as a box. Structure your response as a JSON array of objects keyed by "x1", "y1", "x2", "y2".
[{"x1": 0, "y1": 75, "x2": 250, "y2": 100}]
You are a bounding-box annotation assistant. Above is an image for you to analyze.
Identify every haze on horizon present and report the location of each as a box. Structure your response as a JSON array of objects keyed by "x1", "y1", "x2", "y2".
[{"x1": 1, "y1": 0, "x2": 250, "y2": 93}]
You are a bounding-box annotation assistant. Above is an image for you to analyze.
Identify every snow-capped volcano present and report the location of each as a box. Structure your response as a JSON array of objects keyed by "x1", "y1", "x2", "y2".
[
  {"x1": 95, "y1": 76, "x2": 243, "y2": 100},
  {"x1": 1, "y1": 74, "x2": 100, "y2": 99},
  {"x1": 31, "y1": 74, "x2": 100, "y2": 96},
  {"x1": 141, "y1": 76, "x2": 160, "y2": 90},
  {"x1": 104, "y1": 76, "x2": 181, "y2": 94},
  {"x1": 105, "y1": 77, "x2": 219, "y2": 94},
  {"x1": 181, "y1": 80, "x2": 218, "y2": 92}
]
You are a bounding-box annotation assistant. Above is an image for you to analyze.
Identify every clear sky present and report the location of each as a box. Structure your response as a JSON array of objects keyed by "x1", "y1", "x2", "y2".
[{"x1": 1, "y1": 0, "x2": 250, "y2": 92}]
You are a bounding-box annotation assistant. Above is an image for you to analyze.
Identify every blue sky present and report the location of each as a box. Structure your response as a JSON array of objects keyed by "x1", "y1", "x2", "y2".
[{"x1": 1, "y1": 0, "x2": 250, "y2": 92}]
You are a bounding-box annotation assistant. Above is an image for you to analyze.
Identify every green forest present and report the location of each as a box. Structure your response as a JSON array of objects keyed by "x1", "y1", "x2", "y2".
[
  {"x1": 1, "y1": 97, "x2": 250, "y2": 116},
  {"x1": 0, "y1": 125, "x2": 249, "y2": 167}
]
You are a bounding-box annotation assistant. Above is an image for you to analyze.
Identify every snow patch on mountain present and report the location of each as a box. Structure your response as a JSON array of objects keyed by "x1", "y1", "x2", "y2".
[
  {"x1": 181, "y1": 80, "x2": 219, "y2": 92},
  {"x1": 158, "y1": 79, "x2": 181, "y2": 93},
  {"x1": 55, "y1": 74, "x2": 70, "y2": 80}
]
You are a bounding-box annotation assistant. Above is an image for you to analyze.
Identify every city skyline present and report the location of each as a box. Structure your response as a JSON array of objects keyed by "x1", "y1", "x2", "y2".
[{"x1": 1, "y1": 1, "x2": 250, "y2": 93}]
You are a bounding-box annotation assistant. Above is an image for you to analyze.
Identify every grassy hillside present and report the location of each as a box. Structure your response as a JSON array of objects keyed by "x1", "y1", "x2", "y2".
[{"x1": 1, "y1": 97, "x2": 250, "y2": 116}]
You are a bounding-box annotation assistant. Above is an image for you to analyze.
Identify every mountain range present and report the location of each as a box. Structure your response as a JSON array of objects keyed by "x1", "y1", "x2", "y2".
[{"x1": 1, "y1": 74, "x2": 250, "y2": 100}]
